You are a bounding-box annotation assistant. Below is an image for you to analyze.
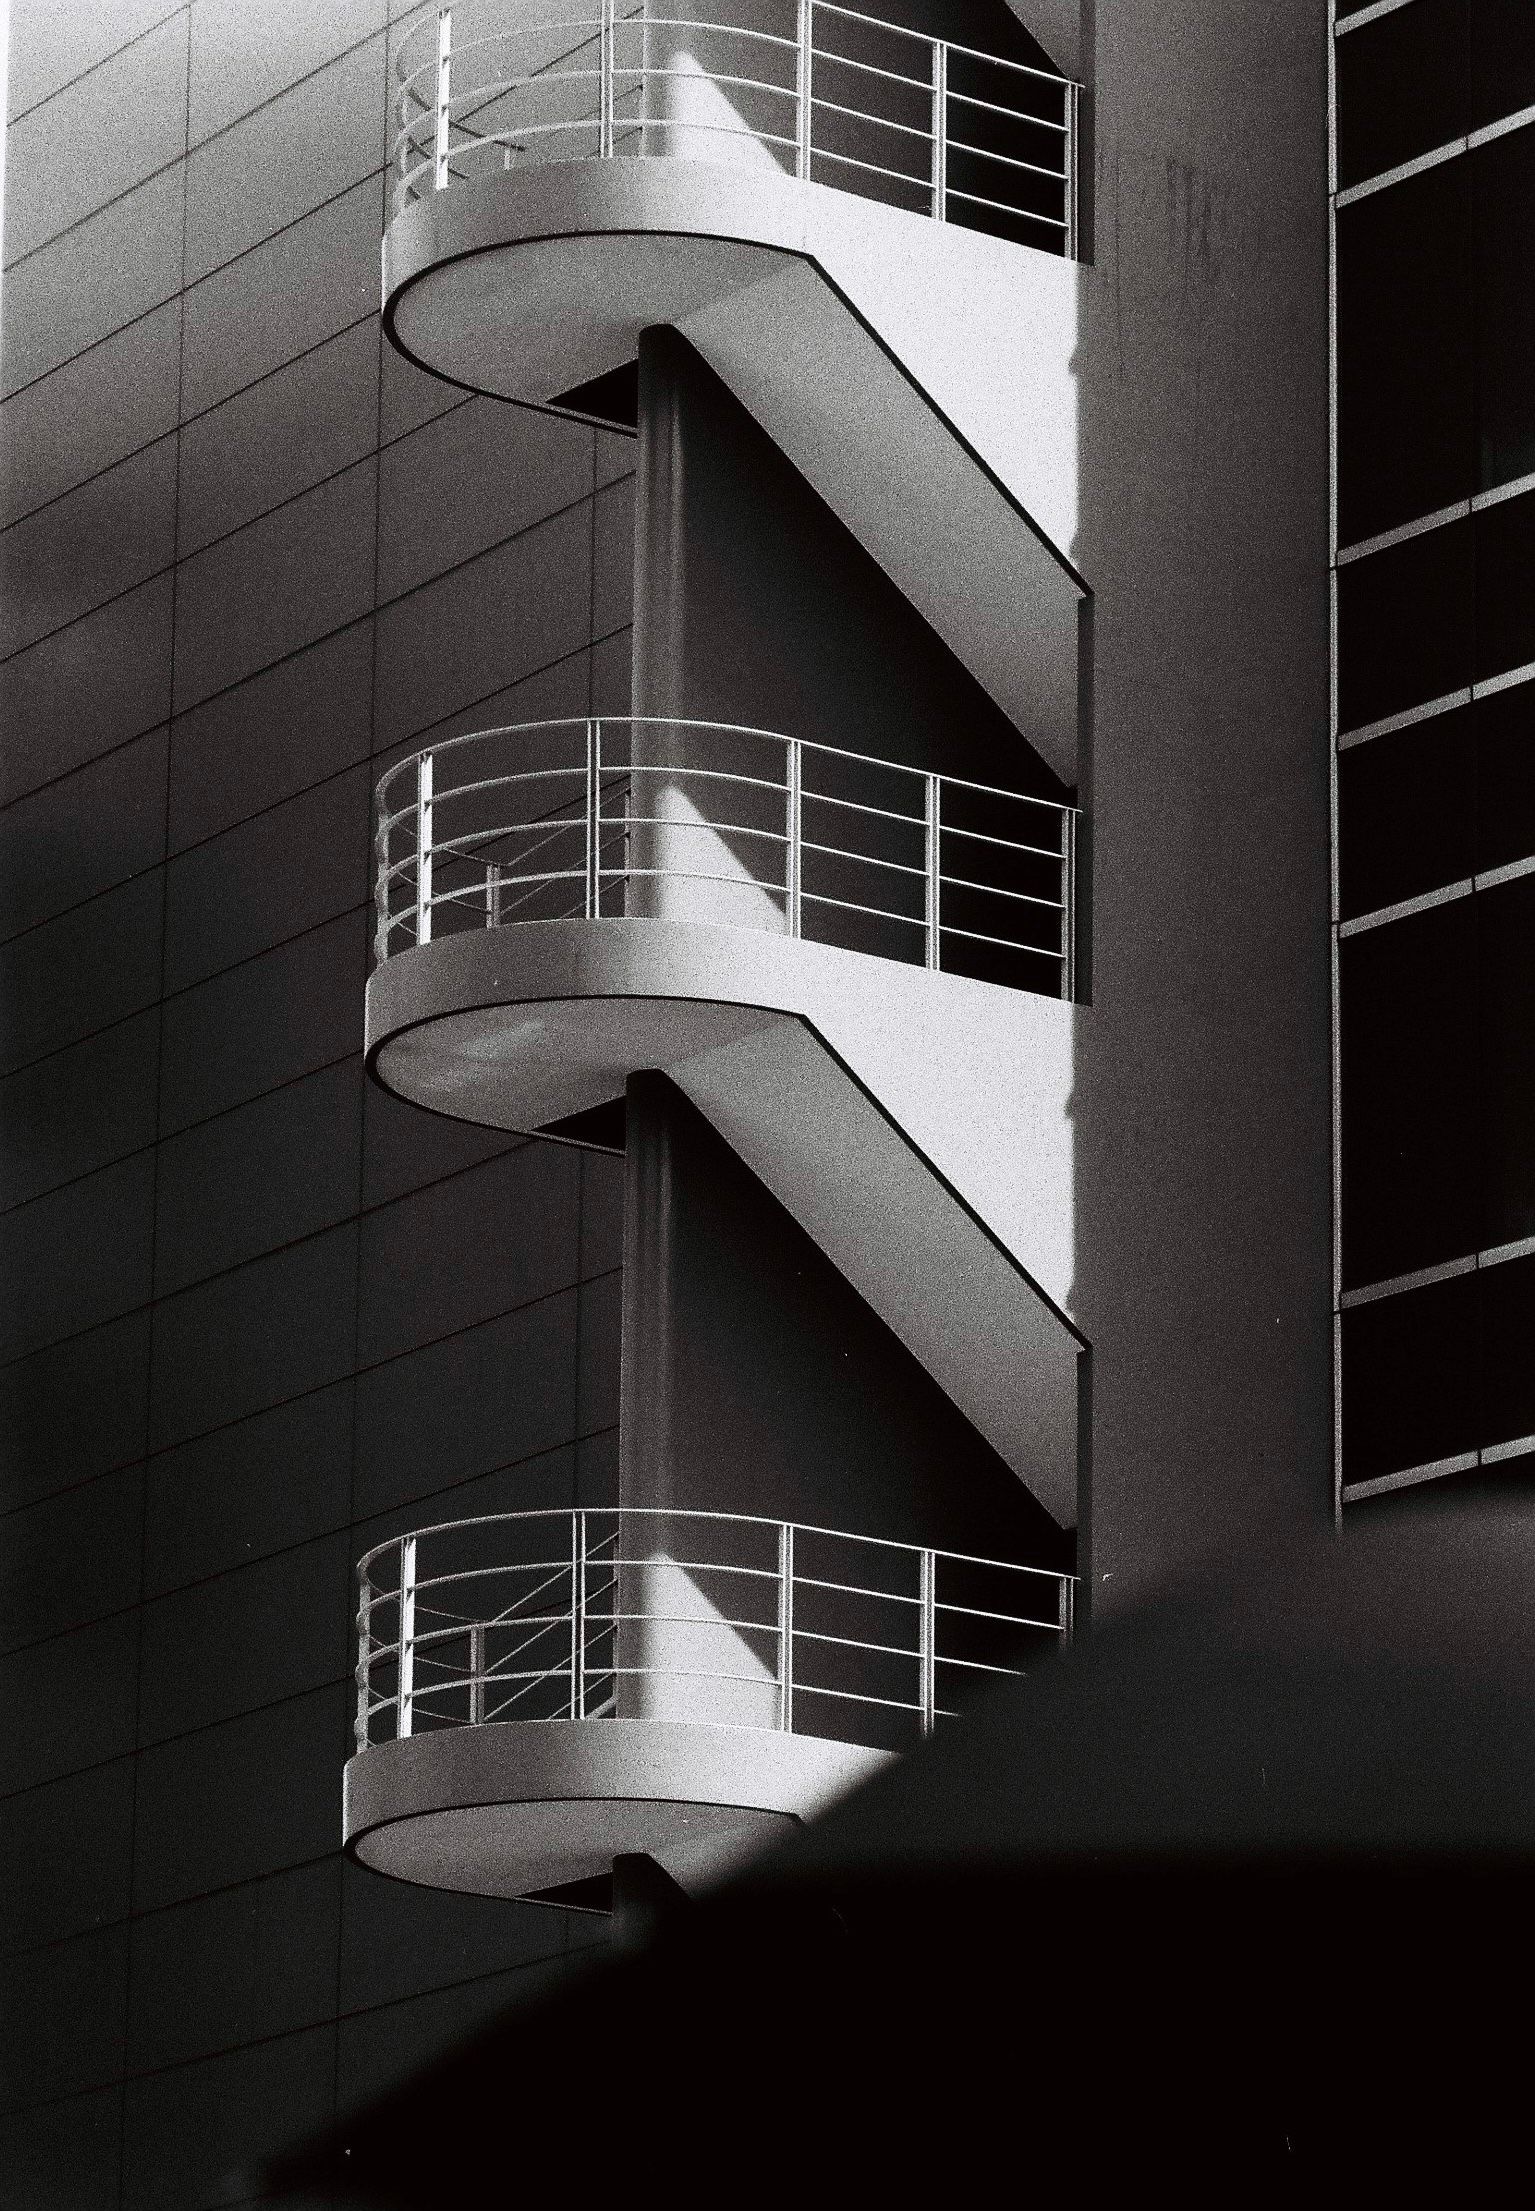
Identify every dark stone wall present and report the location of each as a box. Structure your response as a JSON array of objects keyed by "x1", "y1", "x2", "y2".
[{"x1": 0, "y1": 8, "x2": 630, "y2": 2203}]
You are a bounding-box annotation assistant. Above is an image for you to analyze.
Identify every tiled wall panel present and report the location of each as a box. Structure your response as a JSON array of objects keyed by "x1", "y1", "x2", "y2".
[
  {"x1": 0, "y1": 726, "x2": 168, "y2": 944},
  {"x1": 0, "y1": 574, "x2": 174, "y2": 805},
  {"x1": 0, "y1": 301, "x2": 181, "y2": 529},
  {"x1": 189, "y1": 0, "x2": 386, "y2": 145},
  {"x1": 0, "y1": 1760, "x2": 138, "y2": 1955},
  {"x1": 0, "y1": 436, "x2": 178, "y2": 662},
  {"x1": 6, "y1": 0, "x2": 181, "y2": 121},
  {"x1": 177, "y1": 319, "x2": 379, "y2": 556},
  {"x1": 0, "y1": 164, "x2": 186, "y2": 396},
  {"x1": 142, "y1": 1381, "x2": 355, "y2": 1597},
  {"x1": 178, "y1": 175, "x2": 381, "y2": 416},
  {"x1": 0, "y1": 1012, "x2": 160, "y2": 1211},
  {"x1": 2, "y1": 15, "x2": 188, "y2": 266},
  {"x1": 167, "y1": 619, "x2": 375, "y2": 851}
]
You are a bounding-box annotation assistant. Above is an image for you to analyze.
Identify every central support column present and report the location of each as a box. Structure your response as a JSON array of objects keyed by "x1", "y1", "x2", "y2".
[
  {"x1": 630, "y1": 327, "x2": 789, "y2": 935},
  {"x1": 617, "y1": 1070, "x2": 780, "y2": 1727}
]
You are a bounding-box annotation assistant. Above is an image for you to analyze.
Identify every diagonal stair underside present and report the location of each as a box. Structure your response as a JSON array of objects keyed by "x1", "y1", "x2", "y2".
[{"x1": 667, "y1": 1015, "x2": 1083, "y2": 1529}]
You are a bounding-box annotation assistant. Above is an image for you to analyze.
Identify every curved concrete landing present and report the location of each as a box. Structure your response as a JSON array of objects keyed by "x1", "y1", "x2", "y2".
[{"x1": 344, "y1": 1719, "x2": 888, "y2": 1898}]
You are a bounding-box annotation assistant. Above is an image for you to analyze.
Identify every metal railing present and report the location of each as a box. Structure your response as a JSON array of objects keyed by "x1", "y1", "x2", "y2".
[
  {"x1": 393, "y1": 1, "x2": 1079, "y2": 255},
  {"x1": 373, "y1": 716, "x2": 1078, "y2": 998},
  {"x1": 355, "y1": 1506, "x2": 1074, "y2": 1754}
]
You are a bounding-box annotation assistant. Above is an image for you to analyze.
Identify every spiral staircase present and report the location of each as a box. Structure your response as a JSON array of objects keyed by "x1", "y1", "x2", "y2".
[{"x1": 345, "y1": 0, "x2": 1089, "y2": 1908}]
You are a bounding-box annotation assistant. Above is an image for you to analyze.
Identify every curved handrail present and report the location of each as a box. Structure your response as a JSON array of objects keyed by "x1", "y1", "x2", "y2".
[
  {"x1": 389, "y1": 0, "x2": 1079, "y2": 256},
  {"x1": 354, "y1": 1504, "x2": 1074, "y2": 1754},
  {"x1": 372, "y1": 715, "x2": 1079, "y2": 999}
]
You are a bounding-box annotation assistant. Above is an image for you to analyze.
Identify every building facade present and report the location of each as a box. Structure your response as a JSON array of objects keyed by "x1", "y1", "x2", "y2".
[
  {"x1": 1332, "y1": 0, "x2": 1535, "y2": 1518},
  {"x1": 0, "y1": 0, "x2": 1342, "y2": 2203}
]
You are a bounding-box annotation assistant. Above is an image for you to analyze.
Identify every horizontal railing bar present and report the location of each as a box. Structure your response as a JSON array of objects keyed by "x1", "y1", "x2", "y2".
[
  {"x1": 946, "y1": 85, "x2": 1068, "y2": 131},
  {"x1": 808, "y1": 90, "x2": 935, "y2": 144},
  {"x1": 792, "y1": 1626, "x2": 923, "y2": 1663},
  {"x1": 942, "y1": 820, "x2": 1065, "y2": 860},
  {"x1": 942, "y1": 181, "x2": 1066, "y2": 227},
  {"x1": 943, "y1": 133, "x2": 1068, "y2": 183},
  {"x1": 809, "y1": 46, "x2": 936, "y2": 96},
  {"x1": 796, "y1": 886, "x2": 924, "y2": 926},
  {"x1": 936, "y1": 1599, "x2": 1064, "y2": 1630},
  {"x1": 940, "y1": 873, "x2": 1065, "y2": 911},
  {"x1": 814, "y1": 0, "x2": 1073, "y2": 85},
  {"x1": 787, "y1": 1681, "x2": 930, "y2": 1715},
  {"x1": 618, "y1": 14, "x2": 800, "y2": 51},
  {"x1": 620, "y1": 62, "x2": 797, "y2": 104},
  {"x1": 808, "y1": 141, "x2": 933, "y2": 190},
  {"x1": 940, "y1": 919, "x2": 1061, "y2": 954},
  {"x1": 796, "y1": 839, "x2": 923, "y2": 881}
]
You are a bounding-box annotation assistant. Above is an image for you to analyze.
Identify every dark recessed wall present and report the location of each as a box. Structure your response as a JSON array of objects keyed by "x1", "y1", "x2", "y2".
[{"x1": 0, "y1": 7, "x2": 630, "y2": 2204}]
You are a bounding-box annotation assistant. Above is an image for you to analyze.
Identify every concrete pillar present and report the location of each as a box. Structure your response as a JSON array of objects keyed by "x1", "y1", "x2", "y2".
[
  {"x1": 617, "y1": 1072, "x2": 781, "y2": 1726},
  {"x1": 630, "y1": 328, "x2": 790, "y2": 936}
]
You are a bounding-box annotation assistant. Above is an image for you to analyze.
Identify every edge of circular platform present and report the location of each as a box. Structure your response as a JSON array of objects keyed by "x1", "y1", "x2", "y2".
[{"x1": 344, "y1": 1718, "x2": 891, "y2": 1897}]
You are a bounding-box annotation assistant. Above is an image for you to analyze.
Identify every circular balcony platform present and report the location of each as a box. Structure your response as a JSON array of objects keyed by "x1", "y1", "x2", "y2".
[
  {"x1": 346, "y1": 1718, "x2": 880, "y2": 1897},
  {"x1": 384, "y1": 2, "x2": 1077, "y2": 406},
  {"x1": 366, "y1": 714, "x2": 1076, "y2": 1134},
  {"x1": 344, "y1": 1507, "x2": 1072, "y2": 1899}
]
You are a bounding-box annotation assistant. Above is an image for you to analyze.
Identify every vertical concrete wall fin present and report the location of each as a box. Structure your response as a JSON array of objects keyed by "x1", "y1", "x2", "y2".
[{"x1": 1072, "y1": 0, "x2": 1332, "y2": 1602}]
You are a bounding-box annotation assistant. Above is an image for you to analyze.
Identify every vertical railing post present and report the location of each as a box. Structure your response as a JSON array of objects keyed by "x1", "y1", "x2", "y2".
[
  {"x1": 374, "y1": 819, "x2": 390, "y2": 968},
  {"x1": 930, "y1": 41, "x2": 947, "y2": 221},
  {"x1": 434, "y1": 9, "x2": 452, "y2": 191},
  {"x1": 585, "y1": 721, "x2": 601, "y2": 919},
  {"x1": 1058, "y1": 1573, "x2": 1075, "y2": 1641},
  {"x1": 599, "y1": 0, "x2": 615, "y2": 157},
  {"x1": 777, "y1": 1524, "x2": 795, "y2": 1731},
  {"x1": 355, "y1": 1581, "x2": 372, "y2": 1751},
  {"x1": 785, "y1": 740, "x2": 803, "y2": 939},
  {"x1": 795, "y1": 0, "x2": 812, "y2": 180},
  {"x1": 569, "y1": 1514, "x2": 582, "y2": 1718},
  {"x1": 1060, "y1": 806, "x2": 1077, "y2": 1001},
  {"x1": 485, "y1": 860, "x2": 502, "y2": 931},
  {"x1": 398, "y1": 1535, "x2": 417, "y2": 1739},
  {"x1": 468, "y1": 1622, "x2": 485, "y2": 1725},
  {"x1": 924, "y1": 773, "x2": 941, "y2": 969},
  {"x1": 416, "y1": 753, "x2": 434, "y2": 947},
  {"x1": 1064, "y1": 78, "x2": 1079, "y2": 261},
  {"x1": 575, "y1": 1510, "x2": 587, "y2": 1719},
  {"x1": 918, "y1": 1549, "x2": 937, "y2": 1737}
]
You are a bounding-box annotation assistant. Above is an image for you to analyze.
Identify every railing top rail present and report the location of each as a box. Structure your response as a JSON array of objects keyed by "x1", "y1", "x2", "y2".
[
  {"x1": 356, "y1": 1502, "x2": 1074, "y2": 1586},
  {"x1": 374, "y1": 716, "x2": 1076, "y2": 819},
  {"x1": 396, "y1": 3, "x2": 1078, "y2": 96}
]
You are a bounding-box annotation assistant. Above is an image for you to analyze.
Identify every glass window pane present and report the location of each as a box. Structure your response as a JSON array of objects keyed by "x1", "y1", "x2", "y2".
[
  {"x1": 1336, "y1": 159, "x2": 1473, "y2": 545},
  {"x1": 1341, "y1": 1271, "x2": 1477, "y2": 1484},
  {"x1": 1469, "y1": 0, "x2": 1535, "y2": 133},
  {"x1": 1473, "y1": 487, "x2": 1535, "y2": 683},
  {"x1": 1335, "y1": 518, "x2": 1473, "y2": 733},
  {"x1": 1337, "y1": 706, "x2": 1475, "y2": 920},
  {"x1": 1479, "y1": 1254, "x2": 1535, "y2": 1451},
  {"x1": 1472, "y1": 126, "x2": 1535, "y2": 494},
  {"x1": 1335, "y1": 0, "x2": 1467, "y2": 191},
  {"x1": 1474, "y1": 682, "x2": 1535, "y2": 873},
  {"x1": 1477, "y1": 871, "x2": 1535, "y2": 1249},
  {"x1": 1340, "y1": 897, "x2": 1478, "y2": 1287}
]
